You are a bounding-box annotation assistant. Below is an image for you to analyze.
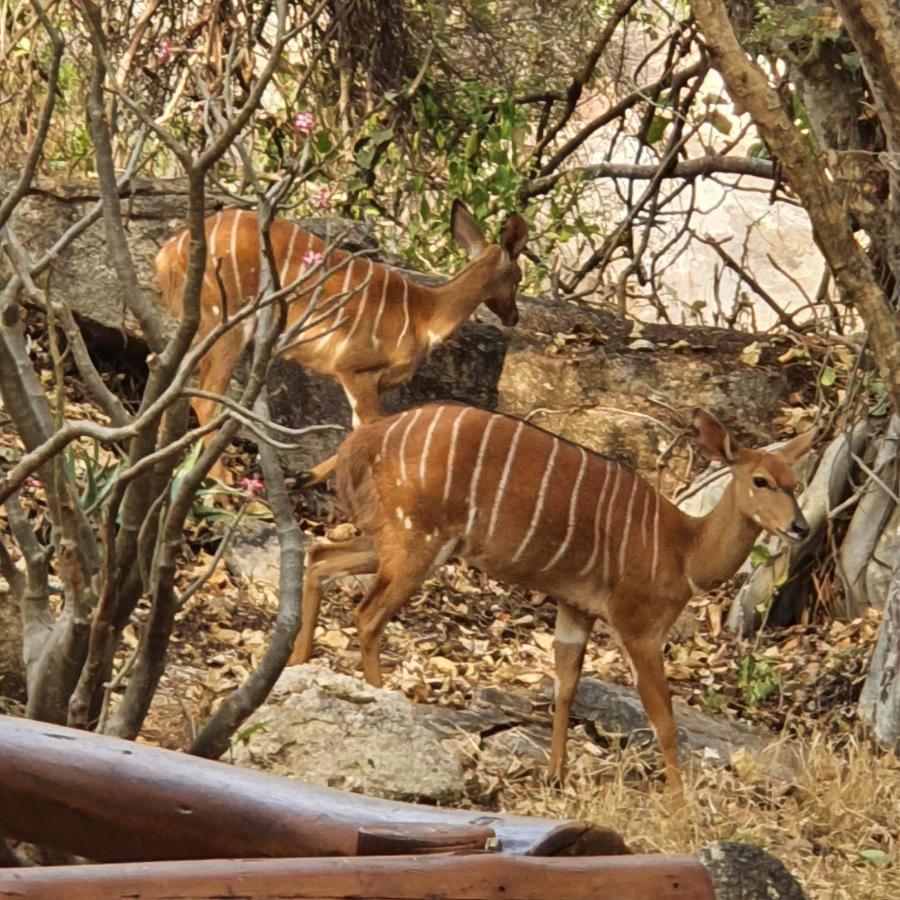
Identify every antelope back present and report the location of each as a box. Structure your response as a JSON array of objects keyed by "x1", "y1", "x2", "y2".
[
  {"x1": 336, "y1": 404, "x2": 683, "y2": 599},
  {"x1": 155, "y1": 209, "x2": 393, "y2": 354}
]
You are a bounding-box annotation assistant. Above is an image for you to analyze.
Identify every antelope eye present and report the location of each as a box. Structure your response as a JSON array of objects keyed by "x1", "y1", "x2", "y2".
[{"x1": 753, "y1": 476, "x2": 769, "y2": 489}]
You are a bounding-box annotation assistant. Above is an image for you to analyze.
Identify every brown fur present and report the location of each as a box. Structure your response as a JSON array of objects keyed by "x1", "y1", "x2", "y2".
[
  {"x1": 297, "y1": 404, "x2": 815, "y2": 794},
  {"x1": 155, "y1": 204, "x2": 528, "y2": 480}
]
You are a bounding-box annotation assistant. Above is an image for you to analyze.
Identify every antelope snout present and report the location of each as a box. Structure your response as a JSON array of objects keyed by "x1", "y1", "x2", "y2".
[
  {"x1": 786, "y1": 516, "x2": 810, "y2": 541},
  {"x1": 501, "y1": 307, "x2": 519, "y2": 327}
]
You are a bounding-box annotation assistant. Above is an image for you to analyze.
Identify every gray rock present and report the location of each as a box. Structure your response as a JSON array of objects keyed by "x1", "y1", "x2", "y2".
[
  {"x1": 570, "y1": 677, "x2": 797, "y2": 778},
  {"x1": 229, "y1": 664, "x2": 466, "y2": 803},
  {"x1": 224, "y1": 520, "x2": 308, "y2": 591}
]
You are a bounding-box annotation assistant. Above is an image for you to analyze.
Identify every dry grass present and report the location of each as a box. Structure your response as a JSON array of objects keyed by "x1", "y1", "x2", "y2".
[{"x1": 495, "y1": 735, "x2": 899, "y2": 899}]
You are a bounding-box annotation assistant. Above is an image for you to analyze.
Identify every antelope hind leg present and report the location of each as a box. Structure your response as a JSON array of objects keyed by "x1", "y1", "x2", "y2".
[{"x1": 289, "y1": 535, "x2": 378, "y2": 665}]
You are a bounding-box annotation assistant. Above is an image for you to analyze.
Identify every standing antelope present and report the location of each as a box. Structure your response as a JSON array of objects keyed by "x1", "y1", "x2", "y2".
[
  {"x1": 155, "y1": 202, "x2": 528, "y2": 481},
  {"x1": 290, "y1": 404, "x2": 814, "y2": 793}
]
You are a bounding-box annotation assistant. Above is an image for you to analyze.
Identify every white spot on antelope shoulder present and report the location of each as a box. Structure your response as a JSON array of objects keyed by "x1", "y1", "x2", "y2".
[
  {"x1": 427, "y1": 329, "x2": 442, "y2": 348},
  {"x1": 425, "y1": 533, "x2": 434, "y2": 544},
  {"x1": 211, "y1": 305, "x2": 220, "y2": 316},
  {"x1": 395, "y1": 506, "x2": 404, "y2": 520},
  {"x1": 374, "y1": 454, "x2": 382, "y2": 464},
  {"x1": 395, "y1": 478, "x2": 402, "y2": 486},
  {"x1": 403, "y1": 516, "x2": 413, "y2": 530},
  {"x1": 752, "y1": 514, "x2": 763, "y2": 526}
]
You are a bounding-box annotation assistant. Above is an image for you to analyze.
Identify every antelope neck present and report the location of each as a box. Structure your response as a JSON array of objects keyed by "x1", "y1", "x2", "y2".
[
  {"x1": 681, "y1": 475, "x2": 761, "y2": 592},
  {"x1": 418, "y1": 257, "x2": 495, "y2": 339}
]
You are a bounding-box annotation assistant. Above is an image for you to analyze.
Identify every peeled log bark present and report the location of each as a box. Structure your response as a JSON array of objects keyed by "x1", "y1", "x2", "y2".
[
  {"x1": 0, "y1": 715, "x2": 626, "y2": 861},
  {"x1": 859, "y1": 560, "x2": 900, "y2": 748},
  {"x1": 0, "y1": 853, "x2": 716, "y2": 900},
  {"x1": 838, "y1": 414, "x2": 900, "y2": 615}
]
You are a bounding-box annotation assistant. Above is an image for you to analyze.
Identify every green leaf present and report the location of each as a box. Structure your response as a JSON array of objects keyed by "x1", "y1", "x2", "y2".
[
  {"x1": 646, "y1": 115, "x2": 670, "y2": 145},
  {"x1": 747, "y1": 142, "x2": 771, "y2": 160},
  {"x1": 750, "y1": 544, "x2": 771, "y2": 567},
  {"x1": 820, "y1": 366, "x2": 837, "y2": 387},
  {"x1": 369, "y1": 127, "x2": 394, "y2": 145},
  {"x1": 354, "y1": 145, "x2": 375, "y2": 169},
  {"x1": 859, "y1": 849, "x2": 888, "y2": 868}
]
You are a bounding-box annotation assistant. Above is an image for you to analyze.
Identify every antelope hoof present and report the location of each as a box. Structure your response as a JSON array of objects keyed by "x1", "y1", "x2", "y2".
[
  {"x1": 294, "y1": 470, "x2": 320, "y2": 489},
  {"x1": 546, "y1": 757, "x2": 567, "y2": 787}
]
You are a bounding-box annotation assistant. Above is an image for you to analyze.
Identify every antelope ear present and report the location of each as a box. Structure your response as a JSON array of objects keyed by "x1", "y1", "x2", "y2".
[
  {"x1": 501, "y1": 213, "x2": 528, "y2": 259},
  {"x1": 693, "y1": 408, "x2": 740, "y2": 463},
  {"x1": 451, "y1": 200, "x2": 487, "y2": 258},
  {"x1": 776, "y1": 428, "x2": 816, "y2": 463}
]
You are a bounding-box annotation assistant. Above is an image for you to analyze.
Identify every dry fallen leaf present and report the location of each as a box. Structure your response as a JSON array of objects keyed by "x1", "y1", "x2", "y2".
[{"x1": 740, "y1": 341, "x2": 762, "y2": 366}]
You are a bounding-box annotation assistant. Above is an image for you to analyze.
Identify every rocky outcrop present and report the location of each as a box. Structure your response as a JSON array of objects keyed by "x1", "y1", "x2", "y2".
[
  {"x1": 229, "y1": 664, "x2": 466, "y2": 803},
  {"x1": 5, "y1": 174, "x2": 800, "y2": 482}
]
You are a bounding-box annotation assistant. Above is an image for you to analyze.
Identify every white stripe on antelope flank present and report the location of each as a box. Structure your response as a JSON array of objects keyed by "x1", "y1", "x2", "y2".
[
  {"x1": 618, "y1": 476, "x2": 639, "y2": 577},
  {"x1": 512, "y1": 436, "x2": 560, "y2": 563},
  {"x1": 208, "y1": 211, "x2": 223, "y2": 275},
  {"x1": 176, "y1": 229, "x2": 188, "y2": 257},
  {"x1": 280, "y1": 223, "x2": 300, "y2": 287},
  {"x1": 396, "y1": 278, "x2": 410, "y2": 349},
  {"x1": 579, "y1": 461, "x2": 612, "y2": 577},
  {"x1": 380, "y1": 411, "x2": 407, "y2": 459},
  {"x1": 602, "y1": 467, "x2": 622, "y2": 581},
  {"x1": 371, "y1": 267, "x2": 391, "y2": 347},
  {"x1": 397, "y1": 407, "x2": 423, "y2": 484},
  {"x1": 337, "y1": 258, "x2": 373, "y2": 354},
  {"x1": 640, "y1": 487, "x2": 650, "y2": 548},
  {"x1": 419, "y1": 405, "x2": 446, "y2": 486},
  {"x1": 487, "y1": 419, "x2": 523, "y2": 540},
  {"x1": 443, "y1": 406, "x2": 473, "y2": 503},
  {"x1": 542, "y1": 446, "x2": 588, "y2": 571},
  {"x1": 465, "y1": 414, "x2": 500, "y2": 536},
  {"x1": 651, "y1": 489, "x2": 661, "y2": 581},
  {"x1": 230, "y1": 208, "x2": 243, "y2": 299}
]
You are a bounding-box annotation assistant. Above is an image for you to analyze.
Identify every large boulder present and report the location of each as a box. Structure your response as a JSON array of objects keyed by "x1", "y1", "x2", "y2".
[
  {"x1": 5, "y1": 174, "x2": 798, "y2": 482},
  {"x1": 229, "y1": 664, "x2": 466, "y2": 803}
]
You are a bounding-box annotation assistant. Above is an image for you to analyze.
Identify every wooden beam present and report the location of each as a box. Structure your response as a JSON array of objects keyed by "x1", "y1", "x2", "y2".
[
  {"x1": 0, "y1": 716, "x2": 627, "y2": 861},
  {"x1": 0, "y1": 852, "x2": 717, "y2": 900}
]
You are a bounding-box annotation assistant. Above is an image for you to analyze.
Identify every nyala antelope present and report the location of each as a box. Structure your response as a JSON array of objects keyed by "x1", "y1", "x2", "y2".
[
  {"x1": 155, "y1": 202, "x2": 528, "y2": 481},
  {"x1": 290, "y1": 404, "x2": 814, "y2": 793}
]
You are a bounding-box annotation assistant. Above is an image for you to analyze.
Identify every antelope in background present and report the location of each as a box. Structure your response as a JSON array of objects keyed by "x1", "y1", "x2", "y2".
[
  {"x1": 289, "y1": 404, "x2": 814, "y2": 794},
  {"x1": 155, "y1": 202, "x2": 528, "y2": 481}
]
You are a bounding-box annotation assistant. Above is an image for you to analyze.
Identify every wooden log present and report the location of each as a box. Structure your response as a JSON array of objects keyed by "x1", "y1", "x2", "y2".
[
  {"x1": 0, "y1": 716, "x2": 627, "y2": 861},
  {"x1": 0, "y1": 852, "x2": 717, "y2": 899}
]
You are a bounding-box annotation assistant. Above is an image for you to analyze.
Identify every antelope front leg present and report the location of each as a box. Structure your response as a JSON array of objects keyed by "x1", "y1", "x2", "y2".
[
  {"x1": 548, "y1": 604, "x2": 595, "y2": 782},
  {"x1": 622, "y1": 634, "x2": 684, "y2": 796},
  {"x1": 339, "y1": 371, "x2": 384, "y2": 427}
]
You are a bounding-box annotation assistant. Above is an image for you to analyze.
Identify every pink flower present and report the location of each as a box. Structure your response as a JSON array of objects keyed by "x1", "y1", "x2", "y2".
[
  {"x1": 302, "y1": 249, "x2": 324, "y2": 268},
  {"x1": 313, "y1": 187, "x2": 331, "y2": 211},
  {"x1": 238, "y1": 476, "x2": 265, "y2": 497},
  {"x1": 293, "y1": 111, "x2": 316, "y2": 135},
  {"x1": 157, "y1": 39, "x2": 171, "y2": 65}
]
